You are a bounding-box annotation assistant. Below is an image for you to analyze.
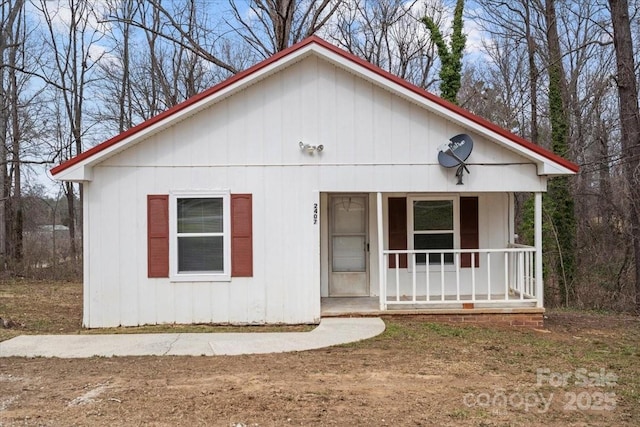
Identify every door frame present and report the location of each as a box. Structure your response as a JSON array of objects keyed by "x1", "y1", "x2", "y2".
[{"x1": 328, "y1": 193, "x2": 370, "y2": 297}]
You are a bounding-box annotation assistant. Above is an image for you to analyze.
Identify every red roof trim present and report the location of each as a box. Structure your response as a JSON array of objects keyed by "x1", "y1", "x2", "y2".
[{"x1": 51, "y1": 35, "x2": 578, "y2": 176}]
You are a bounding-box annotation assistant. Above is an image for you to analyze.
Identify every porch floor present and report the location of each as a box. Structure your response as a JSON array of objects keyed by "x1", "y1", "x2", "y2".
[{"x1": 321, "y1": 295, "x2": 539, "y2": 317}]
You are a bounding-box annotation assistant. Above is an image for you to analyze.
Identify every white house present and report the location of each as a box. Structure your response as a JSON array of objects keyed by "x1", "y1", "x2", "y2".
[{"x1": 51, "y1": 37, "x2": 578, "y2": 328}]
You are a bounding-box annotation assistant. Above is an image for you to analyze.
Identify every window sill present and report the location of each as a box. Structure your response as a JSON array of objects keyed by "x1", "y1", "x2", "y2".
[{"x1": 170, "y1": 273, "x2": 231, "y2": 283}]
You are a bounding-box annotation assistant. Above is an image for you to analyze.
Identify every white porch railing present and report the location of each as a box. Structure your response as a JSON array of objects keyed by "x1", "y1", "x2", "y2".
[{"x1": 381, "y1": 245, "x2": 537, "y2": 309}]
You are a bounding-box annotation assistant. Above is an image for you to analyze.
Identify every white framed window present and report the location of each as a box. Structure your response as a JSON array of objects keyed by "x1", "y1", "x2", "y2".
[
  {"x1": 408, "y1": 196, "x2": 459, "y2": 266},
  {"x1": 169, "y1": 191, "x2": 231, "y2": 282}
]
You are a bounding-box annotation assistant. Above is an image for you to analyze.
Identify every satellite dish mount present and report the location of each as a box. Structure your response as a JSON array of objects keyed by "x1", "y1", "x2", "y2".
[{"x1": 437, "y1": 134, "x2": 474, "y2": 185}]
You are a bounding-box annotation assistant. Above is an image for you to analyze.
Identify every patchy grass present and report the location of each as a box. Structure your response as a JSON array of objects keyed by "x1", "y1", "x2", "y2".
[
  {"x1": 0, "y1": 280, "x2": 311, "y2": 342},
  {"x1": 1, "y1": 280, "x2": 639, "y2": 425},
  {"x1": 0, "y1": 279, "x2": 81, "y2": 341}
]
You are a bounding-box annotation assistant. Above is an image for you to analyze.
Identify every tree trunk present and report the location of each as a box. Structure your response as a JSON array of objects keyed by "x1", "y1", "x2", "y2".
[
  {"x1": 608, "y1": 0, "x2": 640, "y2": 314},
  {"x1": 65, "y1": 182, "x2": 77, "y2": 258},
  {"x1": 545, "y1": 0, "x2": 576, "y2": 305},
  {"x1": 524, "y1": 2, "x2": 538, "y2": 143},
  {"x1": 3, "y1": 0, "x2": 25, "y2": 265}
]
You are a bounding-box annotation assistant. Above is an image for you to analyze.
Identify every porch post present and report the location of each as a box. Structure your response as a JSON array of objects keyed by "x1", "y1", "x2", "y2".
[
  {"x1": 377, "y1": 192, "x2": 386, "y2": 310},
  {"x1": 534, "y1": 192, "x2": 544, "y2": 308},
  {"x1": 508, "y1": 192, "x2": 515, "y2": 244}
]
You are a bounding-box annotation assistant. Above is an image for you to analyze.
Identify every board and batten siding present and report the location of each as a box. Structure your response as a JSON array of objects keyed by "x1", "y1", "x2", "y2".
[
  {"x1": 100, "y1": 55, "x2": 546, "y2": 192},
  {"x1": 83, "y1": 55, "x2": 546, "y2": 327}
]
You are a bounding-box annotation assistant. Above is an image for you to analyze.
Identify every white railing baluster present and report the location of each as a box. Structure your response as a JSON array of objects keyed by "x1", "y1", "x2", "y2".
[
  {"x1": 523, "y1": 252, "x2": 531, "y2": 295},
  {"x1": 531, "y1": 251, "x2": 535, "y2": 296},
  {"x1": 412, "y1": 253, "x2": 416, "y2": 302},
  {"x1": 487, "y1": 252, "x2": 491, "y2": 300},
  {"x1": 395, "y1": 254, "x2": 400, "y2": 302},
  {"x1": 440, "y1": 254, "x2": 445, "y2": 301},
  {"x1": 383, "y1": 251, "x2": 387, "y2": 308},
  {"x1": 524, "y1": 251, "x2": 528, "y2": 299},
  {"x1": 426, "y1": 253, "x2": 430, "y2": 302},
  {"x1": 504, "y1": 251, "x2": 509, "y2": 300},
  {"x1": 455, "y1": 252, "x2": 460, "y2": 301},
  {"x1": 519, "y1": 251, "x2": 524, "y2": 300},
  {"x1": 530, "y1": 252, "x2": 535, "y2": 297},
  {"x1": 471, "y1": 252, "x2": 476, "y2": 302}
]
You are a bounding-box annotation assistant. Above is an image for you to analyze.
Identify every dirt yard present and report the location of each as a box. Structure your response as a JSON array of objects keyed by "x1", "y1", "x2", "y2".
[{"x1": 1, "y1": 280, "x2": 639, "y2": 426}]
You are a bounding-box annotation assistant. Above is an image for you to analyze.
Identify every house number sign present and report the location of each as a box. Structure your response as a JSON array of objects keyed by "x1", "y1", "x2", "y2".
[{"x1": 313, "y1": 203, "x2": 318, "y2": 225}]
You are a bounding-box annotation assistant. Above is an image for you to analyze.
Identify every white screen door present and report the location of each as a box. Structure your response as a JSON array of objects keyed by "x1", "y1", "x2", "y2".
[{"x1": 329, "y1": 195, "x2": 369, "y2": 296}]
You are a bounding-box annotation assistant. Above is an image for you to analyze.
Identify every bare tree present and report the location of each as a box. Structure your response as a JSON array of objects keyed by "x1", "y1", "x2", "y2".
[
  {"x1": 102, "y1": 0, "x2": 238, "y2": 75},
  {"x1": 111, "y1": 0, "x2": 136, "y2": 133},
  {"x1": 97, "y1": 0, "x2": 237, "y2": 133},
  {"x1": 472, "y1": 0, "x2": 635, "y2": 309},
  {"x1": 543, "y1": 0, "x2": 576, "y2": 306},
  {"x1": 609, "y1": 0, "x2": 640, "y2": 313},
  {"x1": 35, "y1": 0, "x2": 107, "y2": 259},
  {"x1": 0, "y1": 0, "x2": 26, "y2": 265},
  {"x1": 457, "y1": 49, "x2": 528, "y2": 134},
  {"x1": 474, "y1": 0, "x2": 547, "y2": 143},
  {"x1": 325, "y1": 0, "x2": 440, "y2": 90},
  {"x1": 228, "y1": 0, "x2": 343, "y2": 57}
]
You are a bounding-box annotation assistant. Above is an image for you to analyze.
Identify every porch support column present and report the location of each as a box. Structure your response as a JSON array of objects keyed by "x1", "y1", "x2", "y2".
[
  {"x1": 534, "y1": 192, "x2": 544, "y2": 308},
  {"x1": 377, "y1": 192, "x2": 386, "y2": 311},
  {"x1": 508, "y1": 192, "x2": 515, "y2": 244}
]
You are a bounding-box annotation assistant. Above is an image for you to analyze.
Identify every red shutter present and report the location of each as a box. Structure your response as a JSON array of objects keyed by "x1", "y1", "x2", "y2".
[
  {"x1": 147, "y1": 195, "x2": 169, "y2": 278},
  {"x1": 388, "y1": 197, "x2": 407, "y2": 268},
  {"x1": 460, "y1": 197, "x2": 479, "y2": 268},
  {"x1": 231, "y1": 194, "x2": 253, "y2": 277}
]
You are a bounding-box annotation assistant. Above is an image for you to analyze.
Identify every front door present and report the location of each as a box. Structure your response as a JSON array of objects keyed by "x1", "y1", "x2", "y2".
[{"x1": 329, "y1": 195, "x2": 369, "y2": 296}]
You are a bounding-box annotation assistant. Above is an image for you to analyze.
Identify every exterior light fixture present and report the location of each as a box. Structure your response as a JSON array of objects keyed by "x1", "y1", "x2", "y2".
[{"x1": 299, "y1": 141, "x2": 324, "y2": 154}]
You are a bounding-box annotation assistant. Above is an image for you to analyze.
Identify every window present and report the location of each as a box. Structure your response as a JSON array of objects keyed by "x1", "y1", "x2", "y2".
[
  {"x1": 409, "y1": 197, "x2": 458, "y2": 265},
  {"x1": 170, "y1": 192, "x2": 231, "y2": 281}
]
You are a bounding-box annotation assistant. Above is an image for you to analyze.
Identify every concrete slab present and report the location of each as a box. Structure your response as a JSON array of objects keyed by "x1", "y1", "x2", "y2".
[{"x1": 0, "y1": 318, "x2": 385, "y2": 358}]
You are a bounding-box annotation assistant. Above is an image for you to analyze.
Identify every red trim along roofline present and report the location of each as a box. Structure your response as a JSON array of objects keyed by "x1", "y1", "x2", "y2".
[{"x1": 51, "y1": 36, "x2": 579, "y2": 176}]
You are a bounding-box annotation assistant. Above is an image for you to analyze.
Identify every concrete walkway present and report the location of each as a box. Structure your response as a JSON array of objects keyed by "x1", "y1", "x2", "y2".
[{"x1": 0, "y1": 317, "x2": 385, "y2": 358}]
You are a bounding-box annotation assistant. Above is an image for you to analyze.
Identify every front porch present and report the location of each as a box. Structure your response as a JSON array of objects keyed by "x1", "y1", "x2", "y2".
[
  {"x1": 321, "y1": 192, "x2": 545, "y2": 320},
  {"x1": 323, "y1": 245, "x2": 539, "y2": 312},
  {"x1": 323, "y1": 245, "x2": 538, "y2": 312}
]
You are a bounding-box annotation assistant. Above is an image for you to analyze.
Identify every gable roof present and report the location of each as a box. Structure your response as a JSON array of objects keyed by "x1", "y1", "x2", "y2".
[{"x1": 51, "y1": 36, "x2": 578, "y2": 181}]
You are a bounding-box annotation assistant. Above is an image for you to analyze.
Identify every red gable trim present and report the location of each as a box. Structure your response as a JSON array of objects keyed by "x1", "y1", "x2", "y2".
[{"x1": 51, "y1": 36, "x2": 578, "y2": 176}]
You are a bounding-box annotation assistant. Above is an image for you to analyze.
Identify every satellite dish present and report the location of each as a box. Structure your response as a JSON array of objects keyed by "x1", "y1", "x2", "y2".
[{"x1": 437, "y1": 134, "x2": 473, "y2": 185}]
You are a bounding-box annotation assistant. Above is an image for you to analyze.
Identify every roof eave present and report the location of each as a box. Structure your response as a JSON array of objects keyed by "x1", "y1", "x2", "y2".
[
  {"x1": 53, "y1": 164, "x2": 92, "y2": 182},
  {"x1": 539, "y1": 161, "x2": 577, "y2": 176}
]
